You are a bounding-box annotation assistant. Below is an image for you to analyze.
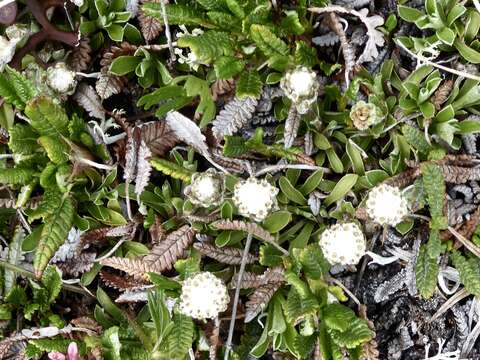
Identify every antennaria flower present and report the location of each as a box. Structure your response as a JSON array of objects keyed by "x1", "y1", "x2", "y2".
[
  {"x1": 365, "y1": 184, "x2": 409, "y2": 226},
  {"x1": 319, "y1": 222, "x2": 366, "y2": 265},
  {"x1": 233, "y1": 177, "x2": 279, "y2": 222},
  {"x1": 179, "y1": 272, "x2": 229, "y2": 320}
]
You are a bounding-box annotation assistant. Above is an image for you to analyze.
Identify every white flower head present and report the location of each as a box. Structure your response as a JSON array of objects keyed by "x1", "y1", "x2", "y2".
[
  {"x1": 0, "y1": 36, "x2": 17, "y2": 72},
  {"x1": 319, "y1": 222, "x2": 366, "y2": 266},
  {"x1": 233, "y1": 177, "x2": 279, "y2": 222},
  {"x1": 179, "y1": 272, "x2": 229, "y2": 320},
  {"x1": 280, "y1": 66, "x2": 319, "y2": 114},
  {"x1": 72, "y1": 0, "x2": 84, "y2": 7},
  {"x1": 174, "y1": 48, "x2": 202, "y2": 71},
  {"x1": 46, "y1": 62, "x2": 77, "y2": 94},
  {"x1": 184, "y1": 169, "x2": 224, "y2": 207},
  {"x1": 365, "y1": 184, "x2": 409, "y2": 226}
]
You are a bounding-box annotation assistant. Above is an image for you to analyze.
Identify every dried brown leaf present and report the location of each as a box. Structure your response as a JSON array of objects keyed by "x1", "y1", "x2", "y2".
[
  {"x1": 100, "y1": 256, "x2": 151, "y2": 278},
  {"x1": 284, "y1": 106, "x2": 300, "y2": 149},
  {"x1": 358, "y1": 305, "x2": 379, "y2": 360},
  {"x1": 56, "y1": 252, "x2": 96, "y2": 277},
  {"x1": 193, "y1": 242, "x2": 258, "y2": 265},
  {"x1": 95, "y1": 73, "x2": 125, "y2": 100},
  {"x1": 138, "y1": 0, "x2": 163, "y2": 41},
  {"x1": 73, "y1": 83, "x2": 106, "y2": 121},
  {"x1": 229, "y1": 267, "x2": 284, "y2": 289},
  {"x1": 328, "y1": 12, "x2": 355, "y2": 81},
  {"x1": 439, "y1": 165, "x2": 480, "y2": 184},
  {"x1": 149, "y1": 216, "x2": 166, "y2": 245},
  {"x1": 0, "y1": 334, "x2": 27, "y2": 360},
  {"x1": 100, "y1": 42, "x2": 138, "y2": 71},
  {"x1": 143, "y1": 225, "x2": 196, "y2": 273},
  {"x1": 134, "y1": 140, "x2": 152, "y2": 196},
  {"x1": 69, "y1": 38, "x2": 92, "y2": 72},
  {"x1": 70, "y1": 317, "x2": 102, "y2": 334},
  {"x1": 100, "y1": 271, "x2": 149, "y2": 291},
  {"x1": 245, "y1": 282, "x2": 282, "y2": 322},
  {"x1": 431, "y1": 79, "x2": 454, "y2": 111},
  {"x1": 211, "y1": 78, "x2": 235, "y2": 102}
]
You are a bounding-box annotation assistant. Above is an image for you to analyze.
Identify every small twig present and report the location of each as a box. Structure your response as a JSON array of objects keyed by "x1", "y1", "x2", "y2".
[
  {"x1": 448, "y1": 226, "x2": 480, "y2": 258},
  {"x1": 160, "y1": 0, "x2": 175, "y2": 63},
  {"x1": 329, "y1": 277, "x2": 361, "y2": 306},
  {"x1": 141, "y1": 42, "x2": 177, "y2": 51},
  {"x1": 429, "y1": 288, "x2": 469, "y2": 323},
  {"x1": 224, "y1": 232, "x2": 253, "y2": 360},
  {"x1": 255, "y1": 164, "x2": 330, "y2": 177},
  {"x1": 327, "y1": 12, "x2": 355, "y2": 86},
  {"x1": 94, "y1": 236, "x2": 129, "y2": 262},
  {"x1": 396, "y1": 41, "x2": 480, "y2": 82}
]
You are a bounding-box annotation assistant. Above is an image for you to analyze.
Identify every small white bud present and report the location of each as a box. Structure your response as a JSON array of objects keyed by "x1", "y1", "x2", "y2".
[
  {"x1": 46, "y1": 62, "x2": 77, "y2": 95},
  {"x1": 280, "y1": 66, "x2": 319, "y2": 114},
  {"x1": 184, "y1": 169, "x2": 224, "y2": 207}
]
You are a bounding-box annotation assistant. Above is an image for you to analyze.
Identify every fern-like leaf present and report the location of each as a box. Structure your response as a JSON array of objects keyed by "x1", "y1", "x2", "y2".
[
  {"x1": 421, "y1": 162, "x2": 447, "y2": 230},
  {"x1": 212, "y1": 96, "x2": 258, "y2": 138},
  {"x1": 144, "y1": 225, "x2": 196, "y2": 273},
  {"x1": 74, "y1": 83, "x2": 106, "y2": 119},
  {"x1": 402, "y1": 124, "x2": 431, "y2": 154},
  {"x1": 415, "y1": 244, "x2": 438, "y2": 299},
  {"x1": 178, "y1": 30, "x2": 234, "y2": 64},
  {"x1": 284, "y1": 287, "x2": 318, "y2": 325},
  {"x1": 25, "y1": 96, "x2": 69, "y2": 137},
  {"x1": 250, "y1": 24, "x2": 289, "y2": 59},
  {"x1": 142, "y1": 3, "x2": 210, "y2": 26},
  {"x1": 100, "y1": 256, "x2": 151, "y2": 278},
  {"x1": 0, "y1": 66, "x2": 36, "y2": 109},
  {"x1": 33, "y1": 194, "x2": 76, "y2": 277},
  {"x1": 0, "y1": 167, "x2": 35, "y2": 185},
  {"x1": 38, "y1": 136, "x2": 70, "y2": 164},
  {"x1": 150, "y1": 158, "x2": 194, "y2": 182},
  {"x1": 230, "y1": 267, "x2": 284, "y2": 289}
]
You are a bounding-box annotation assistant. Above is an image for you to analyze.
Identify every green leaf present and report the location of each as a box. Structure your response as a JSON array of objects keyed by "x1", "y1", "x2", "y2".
[
  {"x1": 346, "y1": 140, "x2": 365, "y2": 175},
  {"x1": 225, "y1": 0, "x2": 244, "y2": 19},
  {"x1": 427, "y1": 229, "x2": 445, "y2": 258},
  {"x1": 109, "y1": 55, "x2": 142, "y2": 75},
  {"x1": 214, "y1": 56, "x2": 245, "y2": 80},
  {"x1": 279, "y1": 176, "x2": 307, "y2": 205},
  {"x1": 397, "y1": 5, "x2": 424, "y2": 22},
  {"x1": 436, "y1": 27, "x2": 456, "y2": 46},
  {"x1": 1, "y1": 66, "x2": 37, "y2": 109},
  {"x1": 324, "y1": 303, "x2": 357, "y2": 332},
  {"x1": 167, "y1": 311, "x2": 194, "y2": 359},
  {"x1": 142, "y1": 3, "x2": 211, "y2": 26},
  {"x1": 223, "y1": 136, "x2": 249, "y2": 157},
  {"x1": 263, "y1": 211, "x2": 292, "y2": 233},
  {"x1": 41, "y1": 266, "x2": 62, "y2": 304},
  {"x1": 298, "y1": 243, "x2": 330, "y2": 279},
  {"x1": 402, "y1": 124, "x2": 431, "y2": 154},
  {"x1": 102, "y1": 327, "x2": 122, "y2": 360},
  {"x1": 421, "y1": 162, "x2": 447, "y2": 229},
  {"x1": 324, "y1": 174, "x2": 358, "y2": 206},
  {"x1": 0, "y1": 167, "x2": 35, "y2": 185},
  {"x1": 451, "y1": 251, "x2": 480, "y2": 297},
  {"x1": 178, "y1": 30, "x2": 233, "y2": 63},
  {"x1": 151, "y1": 158, "x2": 194, "y2": 183},
  {"x1": 33, "y1": 194, "x2": 75, "y2": 277},
  {"x1": 97, "y1": 287, "x2": 124, "y2": 320},
  {"x1": 294, "y1": 41, "x2": 317, "y2": 68},
  {"x1": 236, "y1": 71, "x2": 263, "y2": 99},
  {"x1": 250, "y1": 24, "x2": 289, "y2": 59},
  {"x1": 38, "y1": 136, "x2": 69, "y2": 164},
  {"x1": 284, "y1": 287, "x2": 318, "y2": 325},
  {"x1": 106, "y1": 24, "x2": 125, "y2": 42},
  {"x1": 25, "y1": 97, "x2": 69, "y2": 137},
  {"x1": 328, "y1": 318, "x2": 374, "y2": 349},
  {"x1": 454, "y1": 39, "x2": 480, "y2": 63},
  {"x1": 299, "y1": 169, "x2": 323, "y2": 195},
  {"x1": 281, "y1": 10, "x2": 305, "y2": 35},
  {"x1": 415, "y1": 244, "x2": 439, "y2": 299},
  {"x1": 457, "y1": 119, "x2": 480, "y2": 134}
]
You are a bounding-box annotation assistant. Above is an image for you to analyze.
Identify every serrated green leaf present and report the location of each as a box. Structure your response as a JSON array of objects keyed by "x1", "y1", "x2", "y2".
[
  {"x1": 38, "y1": 136, "x2": 70, "y2": 164},
  {"x1": 236, "y1": 71, "x2": 263, "y2": 99},
  {"x1": 178, "y1": 31, "x2": 233, "y2": 63},
  {"x1": 41, "y1": 266, "x2": 62, "y2": 304},
  {"x1": 8, "y1": 124, "x2": 39, "y2": 155},
  {"x1": 250, "y1": 24, "x2": 289, "y2": 60},
  {"x1": 33, "y1": 194, "x2": 75, "y2": 277},
  {"x1": 214, "y1": 56, "x2": 245, "y2": 79},
  {"x1": 142, "y1": 3, "x2": 211, "y2": 26},
  {"x1": 284, "y1": 287, "x2": 318, "y2": 325},
  {"x1": 328, "y1": 317, "x2": 374, "y2": 349},
  {"x1": 167, "y1": 311, "x2": 194, "y2": 359},
  {"x1": 298, "y1": 243, "x2": 330, "y2": 279},
  {"x1": 451, "y1": 250, "x2": 480, "y2": 297},
  {"x1": 421, "y1": 162, "x2": 447, "y2": 229},
  {"x1": 427, "y1": 229, "x2": 444, "y2": 258},
  {"x1": 151, "y1": 158, "x2": 194, "y2": 183},
  {"x1": 25, "y1": 97, "x2": 69, "y2": 137},
  {"x1": 415, "y1": 244, "x2": 439, "y2": 299},
  {"x1": 0, "y1": 167, "x2": 35, "y2": 185},
  {"x1": 402, "y1": 124, "x2": 431, "y2": 154}
]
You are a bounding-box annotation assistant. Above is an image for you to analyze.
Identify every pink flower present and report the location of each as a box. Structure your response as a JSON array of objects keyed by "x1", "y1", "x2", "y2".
[{"x1": 48, "y1": 343, "x2": 81, "y2": 360}]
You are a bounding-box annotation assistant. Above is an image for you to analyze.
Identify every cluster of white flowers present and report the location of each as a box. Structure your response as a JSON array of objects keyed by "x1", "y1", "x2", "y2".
[
  {"x1": 280, "y1": 66, "x2": 319, "y2": 114},
  {"x1": 365, "y1": 184, "x2": 408, "y2": 226},
  {"x1": 46, "y1": 62, "x2": 77, "y2": 95},
  {"x1": 174, "y1": 25, "x2": 204, "y2": 71},
  {"x1": 319, "y1": 222, "x2": 366, "y2": 266},
  {"x1": 184, "y1": 169, "x2": 224, "y2": 207},
  {"x1": 179, "y1": 272, "x2": 229, "y2": 320},
  {"x1": 233, "y1": 177, "x2": 278, "y2": 222}
]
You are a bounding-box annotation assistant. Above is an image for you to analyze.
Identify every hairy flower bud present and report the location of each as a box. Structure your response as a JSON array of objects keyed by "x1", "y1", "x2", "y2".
[
  {"x1": 350, "y1": 101, "x2": 383, "y2": 130},
  {"x1": 319, "y1": 222, "x2": 366, "y2": 265},
  {"x1": 47, "y1": 62, "x2": 77, "y2": 95},
  {"x1": 184, "y1": 169, "x2": 224, "y2": 207},
  {"x1": 280, "y1": 66, "x2": 319, "y2": 114},
  {"x1": 179, "y1": 272, "x2": 229, "y2": 320}
]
